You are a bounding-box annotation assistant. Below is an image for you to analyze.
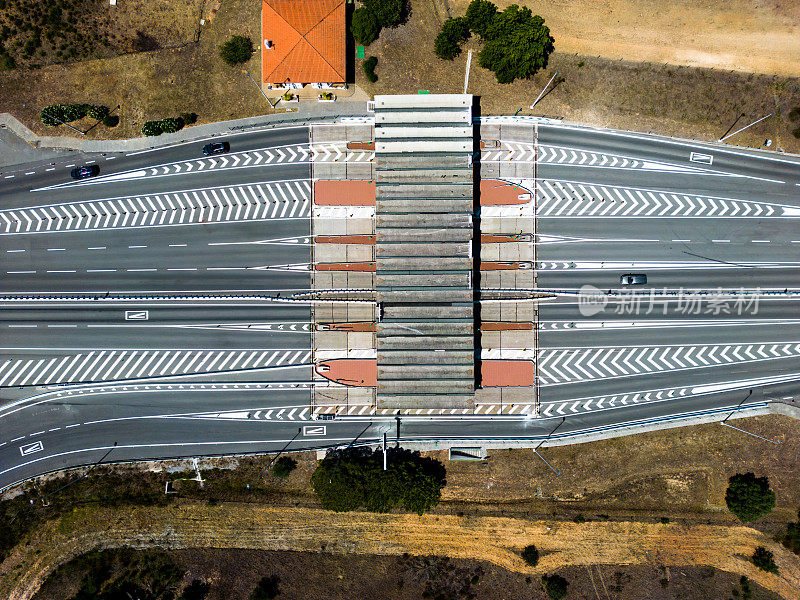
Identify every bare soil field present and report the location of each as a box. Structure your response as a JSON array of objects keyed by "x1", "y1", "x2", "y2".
[
  {"x1": 358, "y1": 0, "x2": 800, "y2": 153},
  {"x1": 449, "y1": 0, "x2": 800, "y2": 78},
  {"x1": 31, "y1": 548, "x2": 782, "y2": 600}
]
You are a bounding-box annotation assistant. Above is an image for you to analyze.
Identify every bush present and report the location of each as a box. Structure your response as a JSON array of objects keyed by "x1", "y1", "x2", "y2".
[
  {"x1": 788, "y1": 107, "x2": 800, "y2": 122},
  {"x1": 250, "y1": 575, "x2": 280, "y2": 600},
  {"x1": 271, "y1": 456, "x2": 297, "y2": 479},
  {"x1": 751, "y1": 546, "x2": 778, "y2": 574},
  {"x1": 521, "y1": 544, "x2": 539, "y2": 567},
  {"x1": 363, "y1": 55, "x2": 378, "y2": 83},
  {"x1": 0, "y1": 52, "x2": 15, "y2": 70},
  {"x1": 160, "y1": 117, "x2": 184, "y2": 133},
  {"x1": 219, "y1": 35, "x2": 253, "y2": 65},
  {"x1": 40, "y1": 103, "x2": 86, "y2": 126},
  {"x1": 85, "y1": 104, "x2": 109, "y2": 120},
  {"x1": 782, "y1": 509, "x2": 800, "y2": 554},
  {"x1": 142, "y1": 120, "x2": 163, "y2": 136},
  {"x1": 181, "y1": 112, "x2": 198, "y2": 125},
  {"x1": 102, "y1": 114, "x2": 119, "y2": 127},
  {"x1": 542, "y1": 573, "x2": 569, "y2": 600},
  {"x1": 361, "y1": 0, "x2": 405, "y2": 28},
  {"x1": 351, "y1": 6, "x2": 380, "y2": 46},
  {"x1": 434, "y1": 16, "x2": 470, "y2": 60},
  {"x1": 477, "y1": 4, "x2": 554, "y2": 84},
  {"x1": 725, "y1": 472, "x2": 776, "y2": 522},
  {"x1": 181, "y1": 579, "x2": 211, "y2": 600},
  {"x1": 465, "y1": 0, "x2": 497, "y2": 38},
  {"x1": 311, "y1": 447, "x2": 446, "y2": 515}
]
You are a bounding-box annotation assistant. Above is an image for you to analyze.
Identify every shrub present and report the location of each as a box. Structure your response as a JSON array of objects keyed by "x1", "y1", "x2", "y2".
[
  {"x1": 521, "y1": 544, "x2": 539, "y2": 567},
  {"x1": 181, "y1": 579, "x2": 211, "y2": 600},
  {"x1": 782, "y1": 509, "x2": 800, "y2": 554},
  {"x1": 311, "y1": 447, "x2": 445, "y2": 514},
  {"x1": 361, "y1": 0, "x2": 405, "y2": 28},
  {"x1": 271, "y1": 456, "x2": 297, "y2": 479},
  {"x1": 85, "y1": 104, "x2": 109, "y2": 120},
  {"x1": 363, "y1": 55, "x2": 378, "y2": 83},
  {"x1": 542, "y1": 573, "x2": 569, "y2": 600},
  {"x1": 792, "y1": 126, "x2": 800, "y2": 139},
  {"x1": 465, "y1": 0, "x2": 497, "y2": 38},
  {"x1": 102, "y1": 114, "x2": 119, "y2": 127},
  {"x1": 142, "y1": 120, "x2": 163, "y2": 136},
  {"x1": 351, "y1": 6, "x2": 380, "y2": 46},
  {"x1": 751, "y1": 546, "x2": 778, "y2": 574},
  {"x1": 788, "y1": 107, "x2": 800, "y2": 122},
  {"x1": 725, "y1": 472, "x2": 775, "y2": 522},
  {"x1": 219, "y1": 35, "x2": 253, "y2": 65},
  {"x1": 0, "y1": 52, "x2": 15, "y2": 70},
  {"x1": 160, "y1": 117, "x2": 184, "y2": 133},
  {"x1": 40, "y1": 103, "x2": 86, "y2": 126},
  {"x1": 250, "y1": 575, "x2": 280, "y2": 600},
  {"x1": 434, "y1": 16, "x2": 470, "y2": 60},
  {"x1": 478, "y1": 4, "x2": 554, "y2": 83},
  {"x1": 181, "y1": 112, "x2": 198, "y2": 125}
]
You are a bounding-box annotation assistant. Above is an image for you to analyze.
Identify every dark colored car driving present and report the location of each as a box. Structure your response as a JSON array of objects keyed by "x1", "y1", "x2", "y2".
[
  {"x1": 202, "y1": 141, "x2": 230, "y2": 156},
  {"x1": 70, "y1": 165, "x2": 100, "y2": 180}
]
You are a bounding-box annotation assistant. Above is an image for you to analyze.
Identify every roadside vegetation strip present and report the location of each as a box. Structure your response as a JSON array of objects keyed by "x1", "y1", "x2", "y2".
[{"x1": 3, "y1": 503, "x2": 799, "y2": 600}]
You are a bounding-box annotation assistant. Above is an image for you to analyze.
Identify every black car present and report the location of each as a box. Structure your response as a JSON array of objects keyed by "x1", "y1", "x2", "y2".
[
  {"x1": 620, "y1": 273, "x2": 647, "y2": 286},
  {"x1": 70, "y1": 165, "x2": 100, "y2": 180},
  {"x1": 202, "y1": 141, "x2": 230, "y2": 156}
]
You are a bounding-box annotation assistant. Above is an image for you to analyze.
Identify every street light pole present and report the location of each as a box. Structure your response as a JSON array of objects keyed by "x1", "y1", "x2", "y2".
[
  {"x1": 242, "y1": 69, "x2": 278, "y2": 108},
  {"x1": 530, "y1": 71, "x2": 559, "y2": 109},
  {"x1": 250, "y1": 427, "x2": 302, "y2": 486},
  {"x1": 719, "y1": 113, "x2": 774, "y2": 142},
  {"x1": 533, "y1": 417, "x2": 565, "y2": 475},
  {"x1": 720, "y1": 390, "x2": 780, "y2": 444}
]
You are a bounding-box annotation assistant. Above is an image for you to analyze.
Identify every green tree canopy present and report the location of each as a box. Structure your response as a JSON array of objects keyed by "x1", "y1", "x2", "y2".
[
  {"x1": 725, "y1": 472, "x2": 776, "y2": 522},
  {"x1": 782, "y1": 509, "x2": 800, "y2": 554},
  {"x1": 361, "y1": 0, "x2": 406, "y2": 28},
  {"x1": 351, "y1": 6, "x2": 381, "y2": 46},
  {"x1": 477, "y1": 4, "x2": 554, "y2": 83},
  {"x1": 752, "y1": 546, "x2": 779, "y2": 574},
  {"x1": 363, "y1": 56, "x2": 378, "y2": 82},
  {"x1": 271, "y1": 456, "x2": 297, "y2": 479},
  {"x1": 434, "y1": 17, "x2": 471, "y2": 60},
  {"x1": 542, "y1": 573, "x2": 569, "y2": 600},
  {"x1": 219, "y1": 35, "x2": 254, "y2": 65},
  {"x1": 311, "y1": 447, "x2": 446, "y2": 515},
  {"x1": 465, "y1": 0, "x2": 497, "y2": 38},
  {"x1": 521, "y1": 544, "x2": 539, "y2": 567}
]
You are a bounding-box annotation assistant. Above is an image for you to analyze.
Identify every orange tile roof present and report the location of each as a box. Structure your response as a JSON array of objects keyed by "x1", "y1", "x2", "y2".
[{"x1": 261, "y1": 0, "x2": 345, "y2": 84}]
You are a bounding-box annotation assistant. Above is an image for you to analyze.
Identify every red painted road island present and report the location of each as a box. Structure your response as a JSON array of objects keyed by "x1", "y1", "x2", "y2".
[
  {"x1": 314, "y1": 262, "x2": 376, "y2": 272},
  {"x1": 314, "y1": 359, "x2": 534, "y2": 387},
  {"x1": 315, "y1": 359, "x2": 377, "y2": 387},
  {"x1": 480, "y1": 322, "x2": 534, "y2": 331},
  {"x1": 313, "y1": 180, "x2": 376, "y2": 205},
  {"x1": 316, "y1": 322, "x2": 376, "y2": 332},
  {"x1": 481, "y1": 360, "x2": 535, "y2": 387},
  {"x1": 480, "y1": 179, "x2": 532, "y2": 205},
  {"x1": 480, "y1": 261, "x2": 532, "y2": 270},
  {"x1": 314, "y1": 235, "x2": 376, "y2": 244}
]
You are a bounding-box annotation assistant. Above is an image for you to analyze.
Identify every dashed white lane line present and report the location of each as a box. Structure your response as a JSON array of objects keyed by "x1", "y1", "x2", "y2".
[
  {"x1": 88, "y1": 246, "x2": 106, "y2": 250},
  {"x1": 87, "y1": 269, "x2": 117, "y2": 272},
  {"x1": 169, "y1": 243, "x2": 187, "y2": 247},
  {"x1": 6, "y1": 270, "x2": 35, "y2": 274},
  {"x1": 129, "y1": 245, "x2": 147, "y2": 249},
  {"x1": 752, "y1": 240, "x2": 770, "y2": 243},
  {"x1": 712, "y1": 239, "x2": 730, "y2": 243},
  {"x1": 6, "y1": 249, "x2": 25, "y2": 253},
  {"x1": 24, "y1": 172, "x2": 35, "y2": 175},
  {"x1": 672, "y1": 239, "x2": 690, "y2": 242},
  {"x1": 46, "y1": 270, "x2": 77, "y2": 273},
  {"x1": 46, "y1": 248, "x2": 66, "y2": 251}
]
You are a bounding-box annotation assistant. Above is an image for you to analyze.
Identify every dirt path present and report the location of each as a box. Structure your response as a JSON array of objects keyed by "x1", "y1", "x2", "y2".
[
  {"x1": 450, "y1": 0, "x2": 800, "y2": 77},
  {"x1": 3, "y1": 504, "x2": 799, "y2": 600}
]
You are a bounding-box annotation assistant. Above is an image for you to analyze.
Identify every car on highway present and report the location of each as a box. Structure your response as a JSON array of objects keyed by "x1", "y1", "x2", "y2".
[
  {"x1": 620, "y1": 273, "x2": 647, "y2": 286},
  {"x1": 70, "y1": 165, "x2": 100, "y2": 180},
  {"x1": 202, "y1": 141, "x2": 230, "y2": 156}
]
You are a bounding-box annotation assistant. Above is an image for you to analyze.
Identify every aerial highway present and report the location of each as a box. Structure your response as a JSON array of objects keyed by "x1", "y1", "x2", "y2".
[{"x1": 1, "y1": 113, "x2": 800, "y2": 490}]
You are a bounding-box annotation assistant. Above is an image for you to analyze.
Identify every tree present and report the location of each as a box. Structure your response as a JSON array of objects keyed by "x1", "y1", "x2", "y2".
[
  {"x1": 363, "y1": 56, "x2": 378, "y2": 83},
  {"x1": 272, "y1": 456, "x2": 297, "y2": 479},
  {"x1": 521, "y1": 544, "x2": 539, "y2": 567},
  {"x1": 351, "y1": 6, "x2": 380, "y2": 46},
  {"x1": 434, "y1": 17, "x2": 470, "y2": 60},
  {"x1": 361, "y1": 0, "x2": 405, "y2": 28},
  {"x1": 219, "y1": 35, "x2": 253, "y2": 65},
  {"x1": 782, "y1": 509, "x2": 800, "y2": 554},
  {"x1": 752, "y1": 546, "x2": 778, "y2": 574},
  {"x1": 250, "y1": 575, "x2": 280, "y2": 600},
  {"x1": 542, "y1": 573, "x2": 569, "y2": 600},
  {"x1": 477, "y1": 4, "x2": 554, "y2": 84},
  {"x1": 311, "y1": 447, "x2": 446, "y2": 515},
  {"x1": 180, "y1": 579, "x2": 210, "y2": 600},
  {"x1": 725, "y1": 472, "x2": 776, "y2": 522},
  {"x1": 465, "y1": 0, "x2": 497, "y2": 38},
  {"x1": 102, "y1": 114, "x2": 120, "y2": 127}
]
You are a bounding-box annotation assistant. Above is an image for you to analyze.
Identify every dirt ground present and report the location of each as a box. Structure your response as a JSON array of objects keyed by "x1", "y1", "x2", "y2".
[
  {"x1": 5, "y1": 503, "x2": 800, "y2": 600},
  {"x1": 358, "y1": 0, "x2": 800, "y2": 153},
  {"x1": 31, "y1": 548, "x2": 783, "y2": 600},
  {"x1": 449, "y1": 0, "x2": 800, "y2": 78}
]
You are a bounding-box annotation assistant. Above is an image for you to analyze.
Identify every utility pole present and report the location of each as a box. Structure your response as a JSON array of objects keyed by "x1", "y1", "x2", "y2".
[
  {"x1": 530, "y1": 71, "x2": 559, "y2": 109},
  {"x1": 719, "y1": 113, "x2": 774, "y2": 142},
  {"x1": 720, "y1": 390, "x2": 780, "y2": 444},
  {"x1": 533, "y1": 417, "x2": 565, "y2": 475}
]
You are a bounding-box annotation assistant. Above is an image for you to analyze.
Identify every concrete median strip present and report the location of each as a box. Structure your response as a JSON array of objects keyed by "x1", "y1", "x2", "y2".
[{"x1": 2, "y1": 503, "x2": 799, "y2": 600}]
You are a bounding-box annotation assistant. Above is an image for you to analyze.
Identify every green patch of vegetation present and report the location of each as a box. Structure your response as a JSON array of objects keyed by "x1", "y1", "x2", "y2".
[
  {"x1": 350, "y1": 0, "x2": 406, "y2": 46},
  {"x1": 310, "y1": 447, "x2": 445, "y2": 514},
  {"x1": 250, "y1": 575, "x2": 280, "y2": 600},
  {"x1": 781, "y1": 508, "x2": 800, "y2": 554},
  {"x1": 40, "y1": 103, "x2": 113, "y2": 127},
  {"x1": 542, "y1": 573, "x2": 569, "y2": 600},
  {"x1": 180, "y1": 579, "x2": 210, "y2": 600},
  {"x1": 351, "y1": 6, "x2": 380, "y2": 46},
  {"x1": 751, "y1": 546, "x2": 778, "y2": 574},
  {"x1": 725, "y1": 472, "x2": 775, "y2": 522},
  {"x1": 363, "y1": 55, "x2": 378, "y2": 83},
  {"x1": 219, "y1": 35, "x2": 253, "y2": 65},
  {"x1": 435, "y1": 0, "x2": 554, "y2": 83},
  {"x1": 789, "y1": 107, "x2": 800, "y2": 122},
  {"x1": 271, "y1": 456, "x2": 297, "y2": 479},
  {"x1": 521, "y1": 544, "x2": 539, "y2": 567},
  {"x1": 434, "y1": 16, "x2": 470, "y2": 61},
  {"x1": 398, "y1": 555, "x2": 482, "y2": 600},
  {"x1": 142, "y1": 116, "x2": 185, "y2": 136}
]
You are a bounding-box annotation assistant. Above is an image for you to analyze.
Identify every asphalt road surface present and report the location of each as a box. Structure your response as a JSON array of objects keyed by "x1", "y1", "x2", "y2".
[{"x1": 2, "y1": 118, "x2": 799, "y2": 490}]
